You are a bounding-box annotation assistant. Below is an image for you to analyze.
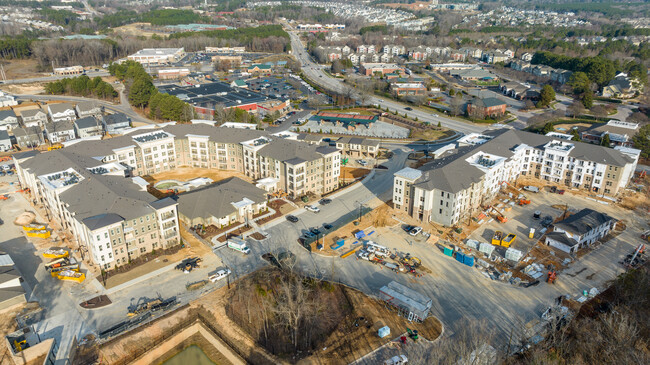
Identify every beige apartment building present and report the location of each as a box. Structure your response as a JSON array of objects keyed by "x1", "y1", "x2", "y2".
[
  {"x1": 394, "y1": 129, "x2": 640, "y2": 226},
  {"x1": 13, "y1": 124, "x2": 341, "y2": 269}
]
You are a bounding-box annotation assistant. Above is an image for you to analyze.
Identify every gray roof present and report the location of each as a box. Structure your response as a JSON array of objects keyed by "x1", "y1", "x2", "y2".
[
  {"x1": 380, "y1": 281, "x2": 432, "y2": 315},
  {"x1": 553, "y1": 208, "x2": 615, "y2": 235},
  {"x1": 584, "y1": 123, "x2": 639, "y2": 137},
  {"x1": 336, "y1": 136, "x2": 380, "y2": 147},
  {"x1": 13, "y1": 126, "x2": 42, "y2": 138},
  {"x1": 48, "y1": 103, "x2": 75, "y2": 114},
  {"x1": 45, "y1": 121, "x2": 75, "y2": 133},
  {"x1": 546, "y1": 231, "x2": 579, "y2": 248},
  {"x1": 0, "y1": 130, "x2": 9, "y2": 140},
  {"x1": 103, "y1": 113, "x2": 130, "y2": 126},
  {"x1": 470, "y1": 97, "x2": 505, "y2": 108},
  {"x1": 76, "y1": 101, "x2": 99, "y2": 113},
  {"x1": 74, "y1": 116, "x2": 102, "y2": 130},
  {"x1": 409, "y1": 129, "x2": 634, "y2": 194},
  {"x1": 0, "y1": 109, "x2": 17, "y2": 120},
  {"x1": 21, "y1": 108, "x2": 46, "y2": 118},
  {"x1": 178, "y1": 177, "x2": 266, "y2": 220},
  {"x1": 82, "y1": 213, "x2": 124, "y2": 231}
]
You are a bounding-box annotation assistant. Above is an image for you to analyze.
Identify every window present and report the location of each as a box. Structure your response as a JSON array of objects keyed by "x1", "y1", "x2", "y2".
[
  {"x1": 99, "y1": 245, "x2": 103, "y2": 251},
  {"x1": 110, "y1": 229, "x2": 114, "y2": 235},
  {"x1": 101, "y1": 255, "x2": 105, "y2": 262},
  {"x1": 439, "y1": 209, "x2": 443, "y2": 214},
  {"x1": 109, "y1": 253, "x2": 112, "y2": 259}
]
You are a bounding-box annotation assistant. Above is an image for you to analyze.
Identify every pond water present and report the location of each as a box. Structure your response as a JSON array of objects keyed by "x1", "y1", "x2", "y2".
[{"x1": 162, "y1": 345, "x2": 215, "y2": 365}]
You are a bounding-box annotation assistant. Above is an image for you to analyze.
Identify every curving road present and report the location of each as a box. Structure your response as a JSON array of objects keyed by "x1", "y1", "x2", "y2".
[{"x1": 287, "y1": 30, "x2": 488, "y2": 135}]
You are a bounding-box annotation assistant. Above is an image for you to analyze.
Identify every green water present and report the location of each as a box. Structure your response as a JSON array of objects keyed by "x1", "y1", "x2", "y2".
[{"x1": 162, "y1": 345, "x2": 215, "y2": 365}]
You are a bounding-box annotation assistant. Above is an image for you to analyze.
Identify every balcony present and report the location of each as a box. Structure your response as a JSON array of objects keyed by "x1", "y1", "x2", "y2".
[
  {"x1": 162, "y1": 220, "x2": 176, "y2": 230},
  {"x1": 164, "y1": 229, "x2": 178, "y2": 240},
  {"x1": 160, "y1": 212, "x2": 175, "y2": 221}
]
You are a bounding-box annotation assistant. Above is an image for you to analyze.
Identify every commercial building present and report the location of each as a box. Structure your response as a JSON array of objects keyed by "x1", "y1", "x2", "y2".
[
  {"x1": 157, "y1": 82, "x2": 289, "y2": 119},
  {"x1": 205, "y1": 46, "x2": 245, "y2": 53},
  {"x1": 390, "y1": 82, "x2": 427, "y2": 96},
  {"x1": 466, "y1": 97, "x2": 507, "y2": 118},
  {"x1": 178, "y1": 177, "x2": 267, "y2": 228},
  {"x1": 545, "y1": 208, "x2": 616, "y2": 254},
  {"x1": 127, "y1": 48, "x2": 185, "y2": 65},
  {"x1": 359, "y1": 63, "x2": 404, "y2": 76},
  {"x1": 580, "y1": 120, "x2": 639, "y2": 148},
  {"x1": 13, "y1": 124, "x2": 341, "y2": 268},
  {"x1": 157, "y1": 68, "x2": 190, "y2": 80},
  {"x1": 393, "y1": 129, "x2": 639, "y2": 226},
  {"x1": 53, "y1": 65, "x2": 84, "y2": 76}
]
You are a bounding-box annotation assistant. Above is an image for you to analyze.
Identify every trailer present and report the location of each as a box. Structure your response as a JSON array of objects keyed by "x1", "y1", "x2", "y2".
[{"x1": 227, "y1": 237, "x2": 250, "y2": 254}]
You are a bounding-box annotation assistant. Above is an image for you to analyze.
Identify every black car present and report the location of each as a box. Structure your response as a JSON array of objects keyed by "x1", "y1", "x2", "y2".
[
  {"x1": 405, "y1": 107, "x2": 413, "y2": 111},
  {"x1": 403, "y1": 225, "x2": 414, "y2": 233},
  {"x1": 541, "y1": 216, "x2": 553, "y2": 227},
  {"x1": 319, "y1": 198, "x2": 332, "y2": 205},
  {"x1": 310, "y1": 228, "x2": 321, "y2": 235},
  {"x1": 323, "y1": 223, "x2": 333, "y2": 230},
  {"x1": 286, "y1": 215, "x2": 299, "y2": 223}
]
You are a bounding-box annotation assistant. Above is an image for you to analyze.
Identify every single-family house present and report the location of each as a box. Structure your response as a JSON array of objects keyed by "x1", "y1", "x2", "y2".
[
  {"x1": 20, "y1": 108, "x2": 48, "y2": 128},
  {"x1": 74, "y1": 116, "x2": 104, "y2": 138},
  {"x1": 44, "y1": 121, "x2": 76, "y2": 143},
  {"x1": 48, "y1": 103, "x2": 77, "y2": 123},
  {"x1": 0, "y1": 253, "x2": 27, "y2": 310},
  {"x1": 0, "y1": 110, "x2": 19, "y2": 131},
  {"x1": 602, "y1": 73, "x2": 638, "y2": 99},
  {"x1": 544, "y1": 208, "x2": 616, "y2": 254},
  {"x1": 13, "y1": 126, "x2": 44, "y2": 149},
  {"x1": 177, "y1": 177, "x2": 268, "y2": 228},
  {"x1": 75, "y1": 101, "x2": 102, "y2": 118},
  {"x1": 103, "y1": 113, "x2": 131, "y2": 134},
  {"x1": 0, "y1": 130, "x2": 11, "y2": 152}
]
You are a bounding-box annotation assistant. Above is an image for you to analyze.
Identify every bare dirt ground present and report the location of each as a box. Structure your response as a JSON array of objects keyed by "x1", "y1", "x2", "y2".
[
  {"x1": 0, "y1": 82, "x2": 46, "y2": 95},
  {"x1": 0, "y1": 59, "x2": 46, "y2": 79},
  {"x1": 0, "y1": 303, "x2": 28, "y2": 361},
  {"x1": 340, "y1": 167, "x2": 371, "y2": 183},
  {"x1": 112, "y1": 22, "x2": 169, "y2": 37},
  {"x1": 149, "y1": 167, "x2": 252, "y2": 185}
]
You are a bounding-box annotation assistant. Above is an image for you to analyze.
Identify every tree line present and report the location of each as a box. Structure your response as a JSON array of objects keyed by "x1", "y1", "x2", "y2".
[
  {"x1": 44, "y1": 75, "x2": 117, "y2": 100},
  {"x1": 95, "y1": 9, "x2": 209, "y2": 29},
  {"x1": 108, "y1": 61, "x2": 193, "y2": 122},
  {"x1": 169, "y1": 24, "x2": 290, "y2": 53},
  {"x1": 531, "y1": 51, "x2": 616, "y2": 87}
]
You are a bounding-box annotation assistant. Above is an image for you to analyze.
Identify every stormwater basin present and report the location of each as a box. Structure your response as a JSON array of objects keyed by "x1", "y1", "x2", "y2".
[{"x1": 162, "y1": 345, "x2": 215, "y2": 365}]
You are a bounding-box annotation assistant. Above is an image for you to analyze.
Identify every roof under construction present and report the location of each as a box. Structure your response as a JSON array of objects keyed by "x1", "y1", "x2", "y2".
[{"x1": 379, "y1": 281, "x2": 432, "y2": 319}]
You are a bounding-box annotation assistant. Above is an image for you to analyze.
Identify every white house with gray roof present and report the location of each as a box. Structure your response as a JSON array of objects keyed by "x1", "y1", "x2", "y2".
[
  {"x1": 75, "y1": 101, "x2": 102, "y2": 118},
  {"x1": 0, "y1": 130, "x2": 11, "y2": 152},
  {"x1": 102, "y1": 113, "x2": 130, "y2": 134},
  {"x1": 74, "y1": 116, "x2": 104, "y2": 138},
  {"x1": 47, "y1": 103, "x2": 77, "y2": 123},
  {"x1": 20, "y1": 108, "x2": 48, "y2": 128},
  {"x1": 0, "y1": 110, "x2": 19, "y2": 131},
  {"x1": 13, "y1": 127, "x2": 44, "y2": 149},
  {"x1": 394, "y1": 129, "x2": 639, "y2": 226},
  {"x1": 44, "y1": 121, "x2": 76, "y2": 143}
]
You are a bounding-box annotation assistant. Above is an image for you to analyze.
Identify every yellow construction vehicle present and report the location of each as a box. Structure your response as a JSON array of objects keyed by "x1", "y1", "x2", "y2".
[{"x1": 48, "y1": 143, "x2": 63, "y2": 151}]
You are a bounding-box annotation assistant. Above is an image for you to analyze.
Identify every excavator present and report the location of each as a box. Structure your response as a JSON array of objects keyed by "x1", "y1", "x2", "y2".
[{"x1": 489, "y1": 206, "x2": 508, "y2": 223}]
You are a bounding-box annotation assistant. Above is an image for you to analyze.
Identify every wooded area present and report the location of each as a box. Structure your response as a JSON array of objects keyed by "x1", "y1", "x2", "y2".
[{"x1": 45, "y1": 75, "x2": 117, "y2": 100}]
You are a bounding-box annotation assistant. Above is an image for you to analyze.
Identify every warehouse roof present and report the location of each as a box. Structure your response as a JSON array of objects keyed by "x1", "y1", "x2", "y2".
[{"x1": 158, "y1": 81, "x2": 277, "y2": 109}]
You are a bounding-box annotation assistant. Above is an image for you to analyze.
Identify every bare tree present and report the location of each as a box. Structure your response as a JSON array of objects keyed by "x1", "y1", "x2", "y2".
[{"x1": 450, "y1": 94, "x2": 464, "y2": 116}]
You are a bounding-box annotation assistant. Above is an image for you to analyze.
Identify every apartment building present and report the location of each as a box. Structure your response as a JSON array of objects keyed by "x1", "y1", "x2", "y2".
[
  {"x1": 393, "y1": 129, "x2": 639, "y2": 226},
  {"x1": 13, "y1": 124, "x2": 341, "y2": 269}
]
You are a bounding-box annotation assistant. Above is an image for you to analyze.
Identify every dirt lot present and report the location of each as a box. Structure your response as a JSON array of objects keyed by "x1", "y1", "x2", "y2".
[
  {"x1": 340, "y1": 166, "x2": 371, "y2": 183},
  {"x1": 0, "y1": 59, "x2": 46, "y2": 79},
  {"x1": 112, "y1": 22, "x2": 170, "y2": 37},
  {"x1": 0, "y1": 82, "x2": 46, "y2": 95},
  {"x1": 149, "y1": 167, "x2": 252, "y2": 185}
]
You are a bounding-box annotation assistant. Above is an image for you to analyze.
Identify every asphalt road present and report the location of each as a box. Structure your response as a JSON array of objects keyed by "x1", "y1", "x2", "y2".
[{"x1": 287, "y1": 31, "x2": 487, "y2": 135}]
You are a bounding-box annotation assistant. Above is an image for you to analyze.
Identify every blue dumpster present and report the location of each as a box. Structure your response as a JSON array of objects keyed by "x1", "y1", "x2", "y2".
[
  {"x1": 463, "y1": 255, "x2": 475, "y2": 267},
  {"x1": 455, "y1": 252, "x2": 465, "y2": 263}
]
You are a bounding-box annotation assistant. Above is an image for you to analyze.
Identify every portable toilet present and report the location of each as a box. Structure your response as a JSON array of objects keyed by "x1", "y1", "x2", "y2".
[
  {"x1": 378, "y1": 326, "x2": 390, "y2": 338},
  {"x1": 529, "y1": 228, "x2": 535, "y2": 239}
]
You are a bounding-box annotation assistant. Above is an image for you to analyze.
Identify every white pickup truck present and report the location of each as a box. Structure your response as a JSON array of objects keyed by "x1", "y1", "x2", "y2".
[{"x1": 209, "y1": 269, "x2": 231, "y2": 282}]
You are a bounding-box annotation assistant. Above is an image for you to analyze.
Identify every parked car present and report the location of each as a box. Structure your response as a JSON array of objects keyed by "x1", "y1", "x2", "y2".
[
  {"x1": 403, "y1": 225, "x2": 414, "y2": 233},
  {"x1": 208, "y1": 269, "x2": 231, "y2": 283},
  {"x1": 319, "y1": 198, "x2": 332, "y2": 205},
  {"x1": 409, "y1": 227, "x2": 422, "y2": 236},
  {"x1": 357, "y1": 159, "x2": 368, "y2": 166},
  {"x1": 523, "y1": 186, "x2": 540, "y2": 193},
  {"x1": 541, "y1": 216, "x2": 553, "y2": 227},
  {"x1": 305, "y1": 205, "x2": 320, "y2": 213},
  {"x1": 286, "y1": 215, "x2": 299, "y2": 223},
  {"x1": 404, "y1": 107, "x2": 412, "y2": 111},
  {"x1": 303, "y1": 231, "x2": 315, "y2": 238},
  {"x1": 310, "y1": 227, "x2": 321, "y2": 236},
  {"x1": 323, "y1": 223, "x2": 333, "y2": 230}
]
